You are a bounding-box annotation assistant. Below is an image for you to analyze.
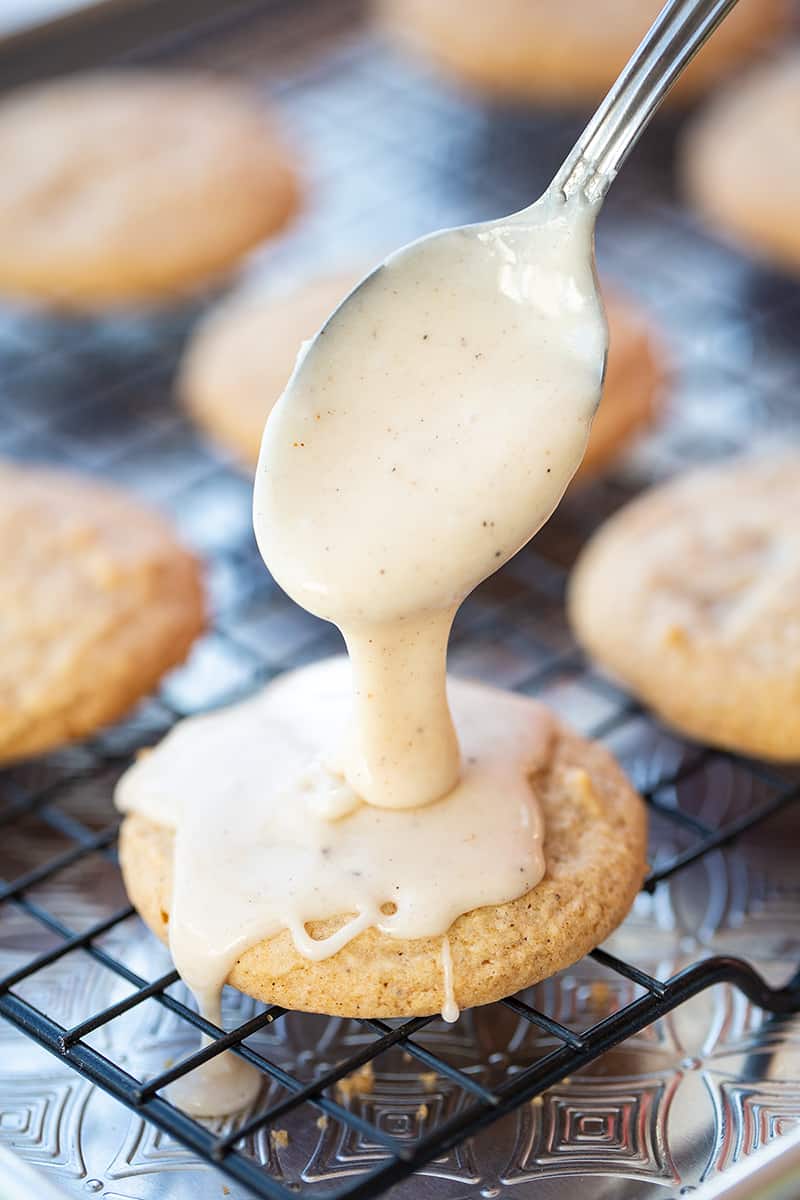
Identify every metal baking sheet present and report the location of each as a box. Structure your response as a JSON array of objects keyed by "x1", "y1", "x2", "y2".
[{"x1": 1, "y1": 2, "x2": 799, "y2": 1197}]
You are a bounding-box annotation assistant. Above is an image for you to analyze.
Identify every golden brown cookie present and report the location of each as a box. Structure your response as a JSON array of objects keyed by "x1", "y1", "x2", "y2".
[
  {"x1": 579, "y1": 292, "x2": 665, "y2": 482},
  {"x1": 179, "y1": 271, "x2": 360, "y2": 467},
  {"x1": 0, "y1": 463, "x2": 205, "y2": 761},
  {"x1": 180, "y1": 274, "x2": 664, "y2": 478},
  {"x1": 569, "y1": 454, "x2": 800, "y2": 761},
  {"x1": 0, "y1": 71, "x2": 299, "y2": 307},
  {"x1": 119, "y1": 720, "x2": 646, "y2": 1018},
  {"x1": 377, "y1": 0, "x2": 787, "y2": 105},
  {"x1": 681, "y1": 53, "x2": 800, "y2": 272}
]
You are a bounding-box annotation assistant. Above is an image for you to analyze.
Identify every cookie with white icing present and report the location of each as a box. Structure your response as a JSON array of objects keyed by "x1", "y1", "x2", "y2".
[{"x1": 118, "y1": 668, "x2": 646, "y2": 1018}]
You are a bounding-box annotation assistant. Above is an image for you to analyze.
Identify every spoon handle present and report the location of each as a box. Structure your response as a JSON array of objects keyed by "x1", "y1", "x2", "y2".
[{"x1": 553, "y1": 0, "x2": 740, "y2": 204}]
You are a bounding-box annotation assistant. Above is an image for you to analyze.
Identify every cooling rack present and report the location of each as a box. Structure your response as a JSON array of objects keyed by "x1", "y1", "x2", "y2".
[{"x1": 0, "y1": 2, "x2": 799, "y2": 1198}]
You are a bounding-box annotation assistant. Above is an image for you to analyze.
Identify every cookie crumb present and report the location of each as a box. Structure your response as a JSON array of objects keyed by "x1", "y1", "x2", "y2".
[
  {"x1": 589, "y1": 980, "x2": 612, "y2": 1007},
  {"x1": 223, "y1": 1188, "x2": 230, "y2": 1196},
  {"x1": 316, "y1": 1115, "x2": 328, "y2": 1131},
  {"x1": 416, "y1": 1103, "x2": 429, "y2": 1120},
  {"x1": 419, "y1": 1070, "x2": 438, "y2": 1092},
  {"x1": 565, "y1": 767, "x2": 602, "y2": 817},
  {"x1": 530, "y1": 1094, "x2": 544, "y2": 1107},
  {"x1": 335, "y1": 1061, "x2": 375, "y2": 1100},
  {"x1": 663, "y1": 622, "x2": 689, "y2": 649},
  {"x1": 270, "y1": 1129, "x2": 289, "y2": 1148},
  {"x1": 402, "y1": 1051, "x2": 413, "y2": 1064}
]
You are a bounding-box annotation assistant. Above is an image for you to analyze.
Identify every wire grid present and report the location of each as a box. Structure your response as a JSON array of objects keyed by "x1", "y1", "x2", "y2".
[{"x1": 0, "y1": 2, "x2": 800, "y2": 1197}]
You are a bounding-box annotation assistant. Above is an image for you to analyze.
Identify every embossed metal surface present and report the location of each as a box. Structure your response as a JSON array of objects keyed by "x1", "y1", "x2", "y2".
[{"x1": 0, "y1": 2, "x2": 799, "y2": 1198}]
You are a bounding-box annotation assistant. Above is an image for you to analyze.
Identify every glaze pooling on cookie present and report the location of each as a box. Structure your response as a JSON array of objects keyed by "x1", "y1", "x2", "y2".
[
  {"x1": 117, "y1": 656, "x2": 551, "y2": 1004},
  {"x1": 118, "y1": 658, "x2": 551, "y2": 1108},
  {"x1": 120, "y1": 722, "x2": 647, "y2": 1022}
]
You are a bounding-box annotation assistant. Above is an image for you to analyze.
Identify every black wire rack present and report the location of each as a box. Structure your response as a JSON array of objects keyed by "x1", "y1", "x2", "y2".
[{"x1": 1, "y1": 2, "x2": 800, "y2": 1198}]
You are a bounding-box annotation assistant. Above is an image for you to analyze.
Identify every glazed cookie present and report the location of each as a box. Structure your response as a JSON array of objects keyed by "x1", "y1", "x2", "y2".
[
  {"x1": 119, "y1": 699, "x2": 646, "y2": 1018},
  {"x1": 179, "y1": 271, "x2": 360, "y2": 467},
  {"x1": 681, "y1": 53, "x2": 800, "y2": 272},
  {"x1": 0, "y1": 463, "x2": 205, "y2": 762},
  {"x1": 180, "y1": 275, "x2": 663, "y2": 478},
  {"x1": 378, "y1": 0, "x2": 787, "y2": 106},
  {"x1": 0, "y1": 71, "x2": 299, "y2": 307},
  {"x1": 569, "y1": 454, "x2": 800, "y2": 761}
]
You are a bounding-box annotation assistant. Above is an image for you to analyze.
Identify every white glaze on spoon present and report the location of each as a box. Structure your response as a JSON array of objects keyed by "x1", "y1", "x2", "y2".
[{"x1": 255, "y1": 188, "x2": 605, "y2": 811}]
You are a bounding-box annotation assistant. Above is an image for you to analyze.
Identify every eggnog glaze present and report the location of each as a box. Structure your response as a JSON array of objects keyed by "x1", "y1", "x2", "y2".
[
  {"x1": 254, "y1": 189, "x2": 605, "y2": 809},
  {"x1": 117, "y1": 187, "x2": 606, "y2": 1113}
]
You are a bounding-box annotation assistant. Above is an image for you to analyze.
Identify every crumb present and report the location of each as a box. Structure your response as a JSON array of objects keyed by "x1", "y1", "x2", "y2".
[
  {"x1": 565, "y1": 767, "x2": 602, "y2": 817},
  {"x1": 562, "y1": 1076, "x2": 572, "y2": 1086},
  {"x1": 419, "y1": 1071, "x2": 438, "y2": 1092},
  {"x1": 335, "y1": 1061, "x2": 375, "y2": 1100},
  {"x1": 663, "y1": 622, "x2": 689, "y2": 649},
  {"x1": 316, "y1": 1115, "x2": 328, "y2": 1131},
  {"x1": 270, "y1": 1129, "x2": 289, "y2": 1149},
  {"x1": 589, "y1": 980, "x2": 612, "y2": 1007},
  {"x1": 402, "y1": 1051, "x2": 413, "y2": 1064},
  {"x1": 135, "y1": 747, "x2": 152, "y2": 760},
  {"x1": 530, "y1": 1094, "x2": 544, "y2": 1107},
  {"x1": 223, "y1": 1188, "x2": 230, "y2": 1196},
  {"x1": 163, "y1": 1057, "x2": 174, "y2": 1068},
  {"x1": 416, "y1": 1103, "x2": 428, "y2": 1120}
]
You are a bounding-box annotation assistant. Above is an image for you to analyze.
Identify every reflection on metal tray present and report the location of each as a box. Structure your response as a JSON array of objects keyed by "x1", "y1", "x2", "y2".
[{"x1": 0, "y1": 2, "x2": 799, "y2": 1198}]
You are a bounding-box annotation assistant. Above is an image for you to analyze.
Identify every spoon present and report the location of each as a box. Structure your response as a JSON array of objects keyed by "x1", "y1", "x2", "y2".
[{"x1": 254, "y1": 0, "x2": 740, "y2": 811}]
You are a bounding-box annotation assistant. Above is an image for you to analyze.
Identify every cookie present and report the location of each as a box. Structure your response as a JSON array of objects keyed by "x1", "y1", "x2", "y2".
[
  {"x1": 179, "y1": 271, "x2": 360, "y2": 467},
  {"x1": 119, "y1": 712, "x2": 646, "y2": 1018},
  {"x1": 0, "y1": 70, "x2": 299, "y2": 307},
  {"x1": 580, "y1": 292, "x2": 664, "y2": 482},
  {"x1": 377, "y1": 0, "x2": 787, "y2": 105},
  {"x1": 0, "y1": 463, "x2": 205, "y2": 762},
  {"x1": 681, "y1": 53, "x2": 800, "y2": 272},
  {"x1": 568, "y1": 454, "x2": 800, "y2": 761},
  {"x1": 180, "y1": 274, "x2": 663, "y2": 479}
]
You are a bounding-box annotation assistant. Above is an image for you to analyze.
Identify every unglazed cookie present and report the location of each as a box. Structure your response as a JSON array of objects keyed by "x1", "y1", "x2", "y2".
[
  {"x1": 0, "y1": 71, "x2": 299, "y2": 307},
  {"x1": 377, "y1": 0, "x2": 787, "y2": 106},
  {"x1": 179, "y1": 271, "x2": 360, "y2": 467},
  {"x1": 681, "y1": 53, "x2": 800, "y2": 272},
  {"x1": 119, "y1": 712, "x2": 646, "y2": 1018},
  {"x1": 180, "y1": 275, "x2": 663, "y2": 478},
  {"x1": 569, "y1": 455, "x2": 800, "y2": 761},
  {"x1": 0, "y1": 464, "x2": 205, "y2": 761},
  {"x1": 579, "y1": 293, "x2": 664, "y2": 482}
]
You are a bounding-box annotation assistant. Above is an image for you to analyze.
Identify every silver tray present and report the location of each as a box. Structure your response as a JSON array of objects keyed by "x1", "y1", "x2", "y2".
[{"x1": 0, "y1": 3, "x2": 799, "y2": 1198}]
